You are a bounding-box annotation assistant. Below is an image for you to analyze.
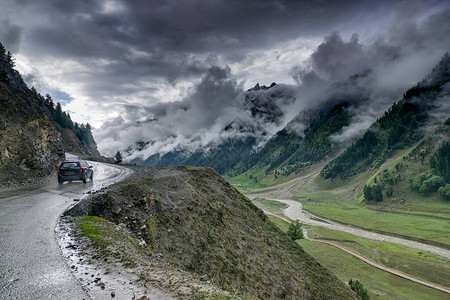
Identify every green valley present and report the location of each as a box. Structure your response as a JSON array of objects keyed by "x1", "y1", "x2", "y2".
[{"x1": 227, "y1": 54, "x2": 450, "y2": 299}]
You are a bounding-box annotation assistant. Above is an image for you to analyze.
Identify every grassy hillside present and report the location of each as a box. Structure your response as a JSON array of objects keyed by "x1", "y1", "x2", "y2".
[
  {"x1": 297, "y1": 127, "x2": 450, "y2": 246},
  {"x1": 68, "y1": 166, "x2": 358, "y2": 299},
  {"x1": 224, "y1": 103, "x2": 352, "y2": 190}
]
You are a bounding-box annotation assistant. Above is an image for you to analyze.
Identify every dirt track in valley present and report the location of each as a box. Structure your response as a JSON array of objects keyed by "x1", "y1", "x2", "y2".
[{"x1": 264, "y1": 212, "x2": 450, "y2": 295}]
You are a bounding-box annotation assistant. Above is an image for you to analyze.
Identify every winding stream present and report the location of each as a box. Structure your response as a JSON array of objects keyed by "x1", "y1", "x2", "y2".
[{"x1": 250, "y1": 197, "x2": 450, "y2": 260}]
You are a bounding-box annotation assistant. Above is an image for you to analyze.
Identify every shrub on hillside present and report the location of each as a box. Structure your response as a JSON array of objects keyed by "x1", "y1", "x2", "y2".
[
  {"x1": 438, "y1": 184, "x2": 450, "y2": 200},
  {"x1": 409, "y1": 180, "x2": 421, "y2": 191},
  {"x1": 348, "y1": 279, "x2": 370, "y2": 300},
  {"x1": 287, "y1": 220, "x2": 304, "y2": 240},
  {"x1": 419, "y1": 175, "x2": 446, "y2": 195}
]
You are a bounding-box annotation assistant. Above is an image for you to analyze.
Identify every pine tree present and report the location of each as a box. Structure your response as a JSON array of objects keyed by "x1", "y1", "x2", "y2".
[
  {"x1": 115, "y1": 151, "x2": 123, "y2": 163},
  {"x1": 372, "y1": 185, "x2": 383, "y2": 202},
  {"x1": 363, "y1": 185, "x2": 373, "y2": 200},
  {"x1": 0, "y1": 42, "x2": 6, "y2": 58},
  {"x1": 54, "y1": 102, "x2": 63, "y2": 125},
  {"x1": 6, "y1": 51, "x2": 15, "y2": 67}
]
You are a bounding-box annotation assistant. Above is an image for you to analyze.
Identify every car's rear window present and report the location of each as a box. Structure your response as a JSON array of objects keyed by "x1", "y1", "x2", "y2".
[{"x1": 61, "y1": 162, "x2": 80, "y2": 168}]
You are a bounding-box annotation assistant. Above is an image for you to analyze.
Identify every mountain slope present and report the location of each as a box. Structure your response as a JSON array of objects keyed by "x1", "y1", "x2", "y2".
[
  {"x1": 0, "y1": 42, "x2": 99, "y2": 186},
  {"x1": 139, "y1": 99, "x2": 353, "y2": 186},
  {"x1": 67, "y1": 166, "x2": 359, "y2": 299},
  {"x1": 234, "y1": 102, "x2": 351, "y2": 178},
  {"x1": 131, "y1": 82, "x2": 293, "y2": 173},
  {"x1": 321, "y1": 53, "x2": 450, "y2": 180}
]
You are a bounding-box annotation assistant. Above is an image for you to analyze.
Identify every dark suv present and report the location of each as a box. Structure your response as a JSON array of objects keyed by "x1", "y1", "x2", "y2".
[{"x1": 58, "y1": 159, "x2": 93, "y2": 184}]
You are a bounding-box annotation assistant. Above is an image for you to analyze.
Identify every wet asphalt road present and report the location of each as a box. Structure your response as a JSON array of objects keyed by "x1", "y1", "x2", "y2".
[{"x1": 0, "y1": 161, "x2": 132, "y2": 299}]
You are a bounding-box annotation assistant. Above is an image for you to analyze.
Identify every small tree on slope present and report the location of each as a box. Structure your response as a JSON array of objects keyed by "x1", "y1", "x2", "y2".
[
  {"x1": 349, "y1": 279, "x2": 370, "y2": 300},
  {"x1": 287, "y1": 220, "x2": 304, "y2": 240}
]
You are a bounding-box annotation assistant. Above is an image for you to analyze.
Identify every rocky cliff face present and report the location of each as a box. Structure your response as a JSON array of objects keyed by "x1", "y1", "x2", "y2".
[{"x1": 0, "y1": 81, "x2": 64, "y2": 185}]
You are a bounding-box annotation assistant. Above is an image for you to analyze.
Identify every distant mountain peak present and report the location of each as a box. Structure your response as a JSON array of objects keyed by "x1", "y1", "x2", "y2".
[{"x1": 247, "y1": 82, "x2": 277, "y2": 91}]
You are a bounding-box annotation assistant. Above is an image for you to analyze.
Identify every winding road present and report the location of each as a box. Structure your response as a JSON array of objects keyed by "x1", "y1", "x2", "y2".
[{"x1": 0, "y1": 159, "x2": 132, "y2": 299}]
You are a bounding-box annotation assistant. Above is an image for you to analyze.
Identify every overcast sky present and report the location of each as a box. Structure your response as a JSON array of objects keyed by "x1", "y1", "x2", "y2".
[{"x1": 1, "y1": 0, "x2": 449, "y2": 157}]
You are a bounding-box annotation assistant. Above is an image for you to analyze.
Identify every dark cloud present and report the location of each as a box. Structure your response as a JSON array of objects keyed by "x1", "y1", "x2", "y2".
[
  {"x1": 286, "y1": 7, "x2": 450, "y2": 142},
  {"x1": 4, "y1": 0, "x2": 427, "y2": 83},
  {"x1": 1, "y1": 0, "x2": 449, "y2": 157},
  {"x1": 0, "y1": 20, "x2": 22, "y2": 52},
  {"x1": 97, "y1": 3, "x2": 450, "y2": 157},
  {"x1": 95, "y1": 65, "x2": 254, "y2": 157}
]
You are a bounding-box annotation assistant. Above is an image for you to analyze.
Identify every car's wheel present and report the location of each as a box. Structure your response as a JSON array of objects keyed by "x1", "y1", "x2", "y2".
[
  {"x1": 82, "y1": 176, "x2": 87, "y2": 184},
  {"x1": 58, "y1": 178, "x2": 63, "y2": 184}
]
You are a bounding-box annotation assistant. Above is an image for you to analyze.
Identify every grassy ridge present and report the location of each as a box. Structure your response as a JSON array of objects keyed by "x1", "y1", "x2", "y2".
[{"x1": 74, "y1": 166, "x2": 359, "y2": 299}]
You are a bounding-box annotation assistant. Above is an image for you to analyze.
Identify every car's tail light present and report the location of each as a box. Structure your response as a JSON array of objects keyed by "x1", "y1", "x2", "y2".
[
  {"x1": 58, "y1": 168, "x2": 60, "y2": 174},
  {"x1": 80, "y1": 167, "x2": 84, "y2": 173}
]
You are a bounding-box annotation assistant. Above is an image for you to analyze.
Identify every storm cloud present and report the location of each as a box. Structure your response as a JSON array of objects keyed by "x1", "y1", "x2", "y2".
[
  {"x1": 290, "y1": 7, "x2": 450, "y2": 143},
  {"x1": 0, "y1": 20, "x2": 22, "y2": 53},
  {"x1": 0, "y1": 0, "x2": 449, "y2": 158}
]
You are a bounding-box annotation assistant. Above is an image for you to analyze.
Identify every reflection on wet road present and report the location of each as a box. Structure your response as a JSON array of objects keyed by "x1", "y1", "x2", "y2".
[{"x1": 0, "y1": 161, "x2": 132, "y2": 299}]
